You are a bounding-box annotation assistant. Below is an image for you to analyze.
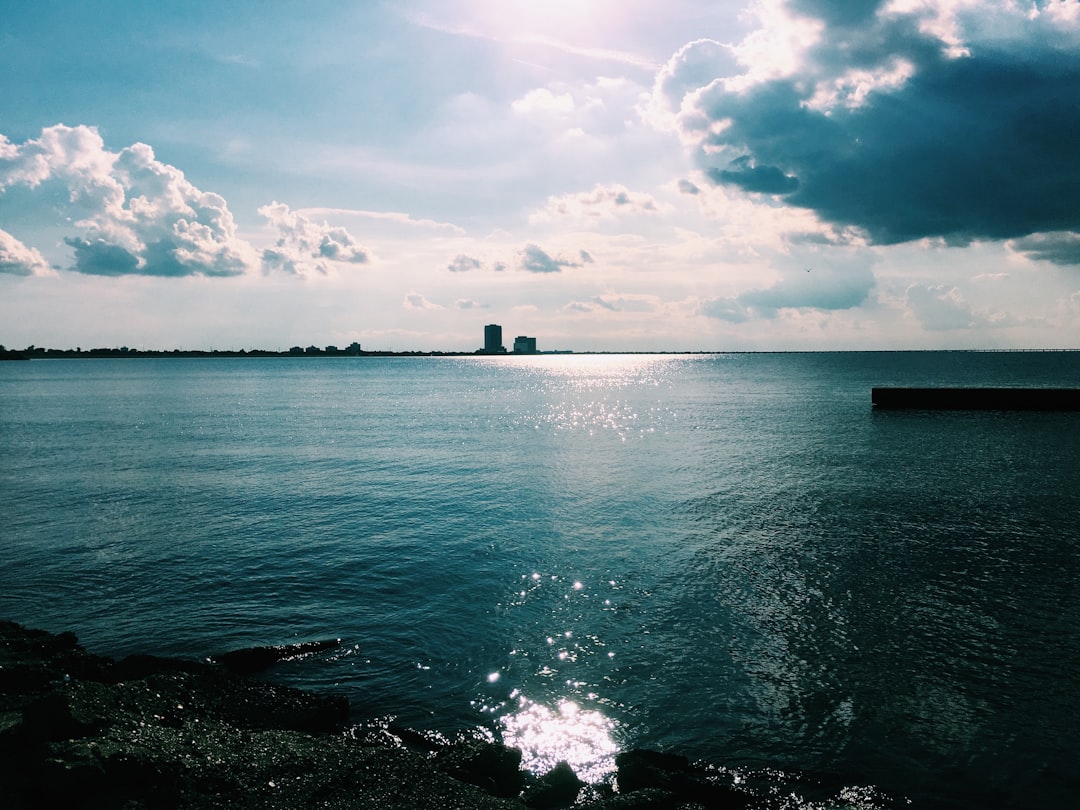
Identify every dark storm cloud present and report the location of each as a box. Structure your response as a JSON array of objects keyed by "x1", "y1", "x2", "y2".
[
  {"x1": 788, "y1": 0, "x2": 885, "y2": 27},
  {"x1": 707, "y1": 160, "x2": 798, "y2": 195},
  {"x1": 1009, "y1": 232, "x2": 1080, "y2": 267},
  {"x1": 679, "y1": 1, "x2": 1080, "y2": 255}
]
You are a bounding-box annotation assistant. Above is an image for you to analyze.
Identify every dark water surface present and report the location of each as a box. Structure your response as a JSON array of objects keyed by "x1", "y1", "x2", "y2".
[{"x1": 3, "y1": 352, "x2": 1079, "y2": 808}]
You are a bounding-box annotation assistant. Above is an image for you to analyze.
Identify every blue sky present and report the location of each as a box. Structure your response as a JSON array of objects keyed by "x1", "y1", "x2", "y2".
[{"x1": 2, "y1": 0, "x2": 1079, "y2": 351}]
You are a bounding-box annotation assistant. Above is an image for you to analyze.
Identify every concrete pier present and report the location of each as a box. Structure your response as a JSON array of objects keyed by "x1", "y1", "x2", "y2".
[{"x1": 872, "y1": 387, "x2": 1080, "y2": 411}]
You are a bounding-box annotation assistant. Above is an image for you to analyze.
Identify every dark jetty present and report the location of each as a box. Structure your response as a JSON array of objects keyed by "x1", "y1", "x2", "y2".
[
  {"x1": 872, "y1": 387, "x2": 1080, "y2": 410},
  {"x1": 0, "y1": 621, "x2": 757, "y2": 809}
]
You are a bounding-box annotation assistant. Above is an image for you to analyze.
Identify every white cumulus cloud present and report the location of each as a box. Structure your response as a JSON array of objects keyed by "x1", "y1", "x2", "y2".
[
  {"x1": 259, "y1": 201, "x2": 371, "y2": 277},
  {"x1": 530, "y1": 184, "x2": 663, "y2": 225},
  {"x1": 0, "y1": 125, "x2": 256, "y2": 277},
  {"x1": 0, "y1": 228, "x2": 49, "y2": 276}
]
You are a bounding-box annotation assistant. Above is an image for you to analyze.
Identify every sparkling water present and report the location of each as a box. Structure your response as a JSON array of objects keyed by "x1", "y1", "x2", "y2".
[{"x1": 3, "y1": 352, "x2": 1079, "y2": 808}]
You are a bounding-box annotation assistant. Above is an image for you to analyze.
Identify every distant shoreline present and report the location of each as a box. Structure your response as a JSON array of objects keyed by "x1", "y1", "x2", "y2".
[{"x1": 3, "y1": 347, "x2": 1078, "y2": 361}]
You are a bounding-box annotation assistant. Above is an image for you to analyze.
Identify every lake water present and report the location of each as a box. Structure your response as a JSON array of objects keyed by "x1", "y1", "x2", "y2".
[{"x1": 2, "y1": 352, "x2": 1079, "y2": 808}]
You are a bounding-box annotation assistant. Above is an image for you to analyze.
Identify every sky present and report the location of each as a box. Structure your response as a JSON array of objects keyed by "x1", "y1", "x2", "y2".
[{"x1": 2, "y1": 0, "x2": 1079, "y2": 352}]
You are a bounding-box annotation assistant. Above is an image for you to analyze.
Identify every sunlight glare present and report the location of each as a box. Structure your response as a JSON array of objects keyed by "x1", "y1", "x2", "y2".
[
  {"x1": 459, "y1": 0, "x2": 615, "y2": 42},
  {"x1": 499, "y1": 696, "x2": 618, "y2": 783}
]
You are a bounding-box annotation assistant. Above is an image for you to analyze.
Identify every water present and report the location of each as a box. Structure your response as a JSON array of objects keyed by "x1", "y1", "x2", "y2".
[{"x1": 2, "y1": 352, "x2": 1079, "y2": 808}]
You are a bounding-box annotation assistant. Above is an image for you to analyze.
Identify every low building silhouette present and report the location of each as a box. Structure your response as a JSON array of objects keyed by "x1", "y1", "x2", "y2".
[{"x1": 513, "y1": 336, "x2": 537, "y2": 354}]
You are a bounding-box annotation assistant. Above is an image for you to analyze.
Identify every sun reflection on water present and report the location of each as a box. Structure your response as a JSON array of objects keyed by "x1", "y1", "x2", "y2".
[{"x1": 499, "y1": 695, "x2": 619, "y2": 784}]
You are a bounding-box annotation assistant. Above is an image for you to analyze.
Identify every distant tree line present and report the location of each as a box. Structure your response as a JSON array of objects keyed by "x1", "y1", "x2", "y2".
[{"x1": 0, "y1": 343, "x2": 516, "y2": 359}]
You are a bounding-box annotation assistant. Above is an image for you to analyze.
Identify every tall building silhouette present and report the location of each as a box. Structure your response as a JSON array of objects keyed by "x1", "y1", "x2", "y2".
[{"x1": 484, "y1": 324, "x2": 505, "y2": 354}]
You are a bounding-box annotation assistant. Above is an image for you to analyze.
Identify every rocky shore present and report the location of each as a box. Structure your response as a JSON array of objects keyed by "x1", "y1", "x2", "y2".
[{"x1": 0, "y1": 621, "x2": 756, "y2": 809}]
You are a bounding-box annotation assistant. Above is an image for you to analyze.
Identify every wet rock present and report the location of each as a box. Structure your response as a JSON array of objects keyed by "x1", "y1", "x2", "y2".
[
  {"x1": 616, "y1": 749, "x2": 693, "y2": 792},
  {"x1": 213, "y1": 639, "x2": 342, "y2": 675},
  {"x1": 0, "y1": 622, "x2": 523, "y2": 809},
  {"x1": 433, "y1": 738, "x2": 525, "y2": 798},
  {"x1": 580, "y1": 787, "x2": 703, "y2": 809},
  {"x1": 20, "y1": 689, "x2": 109, "y2": 743},
  {"x1": 616, "y1": 749, "x2": 753, "y2": 809},
  {"x1": 0, "y1": 620, "x2": 111, "y2": 692},
  {"x1": 2, "y1": 621, "x2": 766, "y2": 809},
  {"x1": 113, "y1": 653, "x2": 209, "y2": 680},
  {"x1": 522, "y1": 760, "x2": 584, "y2": 808}
]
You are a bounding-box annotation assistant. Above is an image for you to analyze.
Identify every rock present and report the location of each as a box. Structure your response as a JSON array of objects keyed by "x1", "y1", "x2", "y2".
[
  {"x1": 1, "y1": 621, "x2": 768, "y2": 809},
  {"x1": 616, "y1": 749, "x2": 693, "y2": 791},
  {"x1": 213, "y1": 639, "x2": 342, "y2": 675},
  {"x1": 433, "y1": 739, "x2": 525, "y2": 798},
  {"x1": 616, "y1": 749, "x2": 753, "y2": 809},
  {"x1": 0, "y1": 620, "x2": 111, "y2": 692},
  {"x1": 579, "y1": 787, "x2": 703, "y2": 809},
  {"x1": 20, "y1": 689, "x2": 108, "y2": 743},
  {"x1": 0, "y1": 622, "x2": 524, "y2": 809},
  {"x1": 523, "y1": 760, "x2": 584, "y2": 808}
]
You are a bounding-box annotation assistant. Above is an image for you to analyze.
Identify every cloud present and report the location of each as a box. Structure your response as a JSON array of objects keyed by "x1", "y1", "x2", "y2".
[
  {"x1": 663, "y1": 1, "x2": 1080, "y2": 247},
  {"x1": 707, "y1": 159, "x2": 798, "y2": 195},
  {"x1": 448, "y1": 254, "x2": 482, "y2": 273},
  {"x1": 677, "y1": 179, "x2": 701, "y2": 195},
  {"x1": 403, "y1": 292, "x2": 443, "y2": 310},
  {"x1": 905, "y1": 283, "x2": 976, "y2": 330},
  {"x1": 62, "y1": 237, "x2": 140, "y2": 276},
  {"x1": 455, "y1": 298, "x2": 487, "y2": 309},
  {"x1": 297, "y1": 208, "x2": 465, "y2": 235},
  {"x1": 519, "y1": 243, "x2": 583, "y2": 273},
  {"x1": 646, "y1": 38, "x2": 737, "y2": 129},
  {"x1": 702, "y1": 261, "x2": 875, "y2": 320},
  {"x1": 739, "y1": 264, "x2": 874, "y2": 314},
  {"x1": 1008, "y1": 231, "x2": 1080, "y2": 266},
  {"x1": 562, "y1": 293, "x2": 659, "y2": 314},
  {"x1": 259, "y1": 201, "x2": 370, "y2": 276},
  {"x1": 0, "y1": 125, "x2": 255, "y2": 277},
  {"x1": 530, "y1": 183, "x2": 662, "y2": 225},
  {"x1": 591, "y1": 297, "x2": 619, "y2": 312},
  {"x1": 0, "y1": 228, "x2": 49, "y2": 276},
  {"x1": 594, "y1": 294, "x2": 655, "y2": 312},
  {"x1": 512, "y1": 88, "x2": 575, "y2": 116},
  {"x1": 700, "y1": 297, "x2": 751, "y2": 323}
]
